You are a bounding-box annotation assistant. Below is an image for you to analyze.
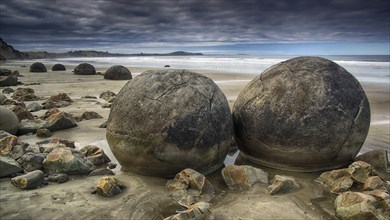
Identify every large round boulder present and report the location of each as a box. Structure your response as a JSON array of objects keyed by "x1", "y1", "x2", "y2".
[
  {"x1": 233, "y1": 56, "x2": 370, "y2": 172},
  {"x1": 0, "y1": 106, "x2": 19, "y2": 134},
  {"x1": 29, "y1": 62, "x2": 47, "y2": 72},
  {"x1": 106, "y1": 69, "x2": 233, "y2": 177},
  {"x1": 104, "y1": 65, "x2": 132, "y2": 80},
  {"x1": 52, "y1": 64, "x2": 66, "y2": 71},
  {"x1": 74, "y1": 63, "x2": 96, "y2": 75}
]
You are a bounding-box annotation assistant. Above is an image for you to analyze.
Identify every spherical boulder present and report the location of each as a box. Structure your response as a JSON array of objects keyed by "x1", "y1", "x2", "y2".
[
  {"x1": 233, "y1": 56, "x2": 370, "y2": 172},
  {"x1": 29, "y1": 62, "x2": 47, "y2": 72},
  {"x1": 0, "y1": 106, "x2": 19, "y2": 135},
  {"x1": 104, "y1": 65, "x2": 132, "y2": 80},
  {"x1": 52, "y1": 63, "x2": 66, "y2": 71},
  {"x1": 106, "y1": 69, "x2": 233, "y2": 177},
  {"x1": 74, "y1": 63, "x2": 96, "y2": 75}
]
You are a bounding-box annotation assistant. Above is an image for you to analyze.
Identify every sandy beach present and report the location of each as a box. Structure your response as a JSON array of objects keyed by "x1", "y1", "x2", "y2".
[{"x1": 0, "y1": 61, "x2": 389, "y2": 219}]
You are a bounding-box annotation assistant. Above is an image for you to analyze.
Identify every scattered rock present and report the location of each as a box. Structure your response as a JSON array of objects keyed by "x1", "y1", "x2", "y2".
[
  {"x1": 99, "y1": 120, "x2": 108, "y2": 128},
  {"x1": 0, "y1": 75, "x2": 18, "y2": 87},
  {"x1": 9, "y1": 105, "x2": 34, "y2": 121},
  {"x1": 43, "y1": 147, "x2": 94, "y2": 175},
  {"x1": 106, "y1": 70, "x2": 233, "y2": 177},
  {"x1": 101, "y1": 103, "x2": 111, "y2": 108},
  {"x1": 164, "y1": 65, "x2": 171, "y2": 68},
  {"x1": 74, "y1": 111, "x2": 103, "y2": 122},
  {"x1": 221, "y1": 165, "x2": 268, "y2": 191},
  {"x1": 0, "y1": 106, "x2": 19, "y2": 134},
  {"x1": 267, "y1": 175, "x2": 300, "y2": 195},
  {"x1": 232, "y1": 57, "x2": 370, "y2": 172},
  {"x1": 0, "y1": 68, "x2": 12, "y2": 76},
  {"x1": 27, "y1": 102, "x2": 42, "y2": 112},
  {"x1": 12, "y1": 70, "x2": 20, "y2": 77},
  {"x1": 0, "y1": 130, "x2": 26, "y2": 159},
  {"x1": 334, "y1": 191, "x2": 388, "y2": 220},
  {"x1": 315, "y1": 168, "x2": 354, "y2": 194},
  {"x1": 166, "y1": 168, "x2": 215, "y2": 206},
  {"x1": 51, "y1": 64, "x2": 66, "y2": 71},
  {"x1": 355, "y1": 150, "x2": 390, "y2": 181},
  {"x1": 11, "y1": 87, "x2": 39, "y2": 101},
  {"x1": 99, "y1": 90, "x2": 116, "y2": 101},
  {"x1": 89, "y1": 168, "x2": 115, "y2": 176},
  {"x1": 79, "y1": 145, "x2": 111, "y2": 166},
  {"x1": 347, "y1": 161, "x2": 373, "y2": 183},
  {"x1": 164, "y1": 202, "x2": 214, "y2": 220},
  {"x1": 363, "y1": 176, "x2": 387, "y2": 191},
  {"x1": 0, "y1": 156, "x2": 23, "y2": 177},
  {"x1": 81, "y1": 95, "x2": 97, "y2": 99},
  {"x1": 0, "y1": 93, "x2": 6, "y2": 104},
  {"x1": 42, "y1": 93, "x2": 73, "y2": 109},
  {"x1": 30, "y1": 62, "x2": 47, "y2": 72},
  {"x1": 36, "y1": 128, "x2": 52, "y2": 138},
  {"x1": 46, "y1": 110, "x2": 77, "y2": 132},
  {"x1": 1, "y1": 98, "x2": 25, "y2": 107},
  {"x1": 74, "y1": 63, "x2": 96, "y2": 75},
  {"x1": 107, "y1": 162, "x2": 117, "y2": 169},
  {"x1": 104, "y1": 65, "x2": 132, "y2": 80},
  {"x1": 47, "y1": 173, "x2": 69, "y2": 183},
  {"x1": 363, "y1": 189, "x2": 390, "y2": 201},
  {"x1": 2, "y1": 87, "x2": 14, "y2": 94},
  {"x1": 96, "y1": 176, "x2": 126, "y2": 197},
  {"x1": 37, "y1": 138, "x2": 76, "y2": 149},
  {"x1": 11, "y1": 170, "x2": 45, "y2": 189},
  {"x1": 17, "y1": 118, "x2": 47, "y2": 135},
  {"x1": 17, "y1": 152, "x2": 46, "y2": 172}
]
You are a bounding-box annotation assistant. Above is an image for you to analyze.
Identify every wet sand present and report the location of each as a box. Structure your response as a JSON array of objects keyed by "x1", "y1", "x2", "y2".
[{"x1": 0, "y1": 62, "x2": 389, "y2": 219}]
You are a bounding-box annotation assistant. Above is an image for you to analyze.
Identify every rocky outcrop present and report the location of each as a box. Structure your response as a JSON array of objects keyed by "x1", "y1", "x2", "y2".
[
  {"x1": 0, "y1": 38, "x2": 28, "y2": 60},
  {"x1": 267, "y1": 175, "x2": 300, "y2": 195},
  {"x1": 96, "y1": 176, "x2": 126, "y2": 197},
  {"x1": 11, "y1": 170, "x2": 45, "y2": 189},
  {"x1": 221, "y1": 165, "x2": 268, "y2": 191}
]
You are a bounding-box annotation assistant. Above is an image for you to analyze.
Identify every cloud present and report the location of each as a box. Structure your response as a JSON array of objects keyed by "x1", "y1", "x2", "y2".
[{"x1": 0, "y1": 0, "x2": 388, "y2": 53}]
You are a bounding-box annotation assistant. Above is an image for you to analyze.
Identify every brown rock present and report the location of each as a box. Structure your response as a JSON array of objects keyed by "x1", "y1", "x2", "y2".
[
  {"x1": 9, "y1": 105, "x2": 34, "y2": 121},
  {"x1": 0, "y1": 75, "x2": 18, "y2": 87},
  {"x1": 42, "y1": 93, "x2": 73, "y2": 109},
  {"x1": 99, "y1": 91, "x2": 116, "y2": 101},
  {"x1": 11, "y1": 88, "x2": 39, "y2": 101},
  {"x1": 355, "y1": 150, "x2": 390, "y2": 181},
  {"x1": 79, "y1": 145, "x2": 111, "y2": 166},
  {"x1": 364, "y1": 176, "x2": 387, "y2": 191},
  {"x1": 0, "y1": 131, "x2": 26, "y2": 159},
  {"x1": 364, "y1": 189, "x2": 390, "y2": 201},
  {"x1": 11, "y1": 170, "x2": 45, "y2": 189},
  {"x1": 96, "y1": 176, "x2": 126, "y2": 197},
  {"x1": 347, "y1": 161, "x2": 373, "y2": 183},
  {"x1": 74, "y1": 111, "x2": 103, "y2": 122},
  {"x1": 221, "y1": 165, "x2": 268, "y2": 191},
  {"x1": 267, "y1": 175, "x2": 300, "y2": 195},
  {"x1": 46, "y1": 110, "x2": 77, "y2": 132},
  {"x1": 17, "y1": 152, "x2": 46, "y2": 172},
  {"x1": 316, "y1": 168, "x2": 354, "y2": 194},
  {"x1": 36, "y1": 128, "x2": 52, "y2": 138}
]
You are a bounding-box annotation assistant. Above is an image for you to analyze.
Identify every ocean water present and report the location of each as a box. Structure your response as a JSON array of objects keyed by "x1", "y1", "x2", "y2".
[{"x1": 36, "y1": 55, "x2": 390, "y2": 84}]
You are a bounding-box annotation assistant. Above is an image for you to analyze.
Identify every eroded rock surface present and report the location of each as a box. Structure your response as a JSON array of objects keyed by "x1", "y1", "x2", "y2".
[{"x1": 221, "y1": 165, "x2": 268, "y2": 191}]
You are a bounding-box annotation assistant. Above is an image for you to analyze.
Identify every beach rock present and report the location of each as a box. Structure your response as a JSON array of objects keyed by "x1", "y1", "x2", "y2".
[
  {"x1": 0, "y1": 131, "x2": 26, "y2": 159},
  {"x1": 221, "y1": 165, "x2": 268, "y2": 191},
  {"x1": 79, "y1": 145, "x2": 111, "y2": 166},
  {"x1": 17, "y1": 152, "x2": 46, "y2": 172},
  {"x1": 107, "y1": 162, "x2": 117, "y2": 169},
  {"x1": 12, "y1": 70, "x2": 20, "y2": 77},
  {"x1": 0, "y1": 93, "x2": 6, "y2": 104},
  {"x1": 89, "y1": 168, "x2": 115, "y2": 176},
  {"x1": 30, "y1": 62, "x2": 47, "y2": 72},
  {"x1": 1, "y1": 98, "x2": 25, "y2": 107},
  {"x1": 0, "y1": 68, "x2": 12, "y2": 76},
  {"x1": 107, "y1": 69, "x2": 233, "y2": 177},
  {"x1": 43, "y1": 107, "x2": 61, "y2": 118},
  {"x1": 363, "y1": 189, "x2": 390, "y2": 201},
  {"x1": 0, "y1": 106, "x2": 19, "y2": 134},
  {"x1": 101, "y1": 103, "x2": 111, "y2": 108},
  {"x1": 164, "y1": 65, "x2": 171, "y2": 68},
  {"x1": 11, "y1": 87, "x2": 39, "y2": 101},
  {"x1": 11, "y1": 170, "x2": 45, "y2": 189},
  {"x1": 46, "y1": 110, "x2": 77, "y2": 132},
  {"x1": 81, "y1": 95, "x2": 97, "y2": 99},
  {"x1": 99, "y1": 120, "x2": 108, "y2": 128},
  {"x1": 104, "y1": 65, "x2": 132, "y2": 80},
  {"x1": 233, "y1": 56, "x2": 370, "y2": 172},
  {"x1": 334, "y1": 191, "x2": 387, "y2": 220},
  {"x1": 363, "y1": 176, "x2": 387, "y2": 191},
  {"x1": 74, "y1": 63, "x2": 96, "y2": 75},
  {"x1": 37, "y1": 138, "x2": 76, "y2": 149},
  {"x1": 48, "y1": 173, "x2": 69, "y2": 183},
  {"x1": 36, "y1": 128, "x2": 51, "y2": 138},
  {"x1": 9, "y1": 105, "x2": 34, "y2": 121},
  {"x1": 51, "y1": 64, "x2": 66, "y2": 71},
  {"x1": 43, "y1": 147, "x2": 94, "y2": 175},
  {"x1": 27, "y1": 102, "x2": 42, "y2": 112},
  {"x1": 315, "y1": 168, "x2": 354, "y2": 194},
  {"x1": 0, "y1": 75, "x2": 18, "y2": 87},
  {"x1": 74, "y1": 111, "x2": 103, "y2": 122},
  {"x1": 96, "y1": 176, "x2": 126, "y2": 197},
  {"x1": 17, "y1": 118, "x2": 47, "y2": 135},
  {"x1": 355, "y1": 150, "x2": 390, "y2": 181},
  {"x1": 347, "y1": 161, "x2": 373, "y2": 183},
  {"x1": 2, "y1": 87, "x2": 14, "y2": 94},
  {"x1": 99, "y1": 90, "x2": 116, "y2": 101},
  {"x1": 42, "y1": 93, "x2": 73, "y2": 109},
  {"x1": 267, "y1": 175, "x2": 300, "y2": 195},
  {"x1": 164, "y1": 202, "x2": 214, "y2": 220},
  {"x1": 0, "y1": 156, "x2": 23, "y2": 177},
  {"x1": 166, "y1": 168, "x2": 215, "y2": 206}
]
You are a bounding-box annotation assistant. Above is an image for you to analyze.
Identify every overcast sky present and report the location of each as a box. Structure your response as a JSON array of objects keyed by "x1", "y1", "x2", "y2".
[{"x1": 0, "y1": 0, "x2": 389, "y2": 55}]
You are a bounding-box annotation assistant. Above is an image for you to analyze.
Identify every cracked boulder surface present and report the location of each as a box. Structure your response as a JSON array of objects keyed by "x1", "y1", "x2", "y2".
[
  {"x1": 106, "y1": 69, "x2": 233, "y2": 177},
  {"x1": 233, "y1": 56, "x2": 370, "y2": 172}
]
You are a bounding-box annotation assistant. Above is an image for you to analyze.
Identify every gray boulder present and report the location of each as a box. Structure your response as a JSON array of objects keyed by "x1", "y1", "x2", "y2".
[
  {"x1": 51, "y1": 63, "x2": 66, "y2": 71},
  {"x1": 2, "y1": 87, "x2": 14, "y2": 94},
  {"x1": 17, "y1": 118, "x2": 47, "y2": 135},
  {"x1": 30, "y1": 62, "x2": 47, "y2": 72},
  {"x1": 48, "y1": 173, "x2": 69, "y2": 183},
  {"x1": 104, "y1": 65, "x2": 132, "y2": 80},
  {"x1": 11, "y1": 170, "x2": 45, "y2": 189},
  {"x1": 46, "y1": 110, "x2": 77, "y2": 132},
  {"x1": 0, "y1": 75, "x2": 18, "y2": 87},
  {"x1": 27, "y1": 102, "x2": 42, "y2": 112},
  {"x1": 233, "y1": 56, "x2": 370, "y2": 172},
  {"x1": 0, "y1": 93, "x2": 6, "y2": 104},
  {"x1": 0, "y1": 106, "x2": 19, "y2": 134},
  {"x1": 106, "y1": 69, "x2": 233, "y2": 177},
  {"x1": 74, "y1": 63, "x2": 96, "y2": 75},
  {"x1": 0, "y1": 156, "x2": 23, "y2": 177},
  {"x1": 79, "y1": 145, "x2": 110, "y2": 166},
  {"x1": 17, "y1": 152, "x2": 46, "y2": 172}
]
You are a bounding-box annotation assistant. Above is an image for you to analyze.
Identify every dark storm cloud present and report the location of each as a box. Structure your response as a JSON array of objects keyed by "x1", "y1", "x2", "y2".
[{"x1": 0, "y1": 0, "x2": 388, "y2": 52}]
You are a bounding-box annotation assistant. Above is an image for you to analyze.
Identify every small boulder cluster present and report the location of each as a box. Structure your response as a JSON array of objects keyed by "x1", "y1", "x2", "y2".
[{"x1": 0, "y1": 68, "x2": 20, "y2": 87}]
